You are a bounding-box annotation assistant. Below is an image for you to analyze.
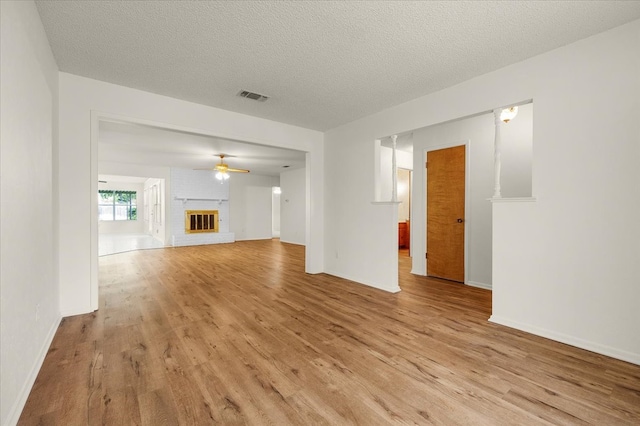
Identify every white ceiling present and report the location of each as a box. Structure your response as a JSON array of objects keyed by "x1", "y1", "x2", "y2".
[
  {"x1": 36, "y1": 1, "x2": 640, "y2": 132},
  {"x1": 99, "y1": 121, "x2": 305, "y2": 176}
]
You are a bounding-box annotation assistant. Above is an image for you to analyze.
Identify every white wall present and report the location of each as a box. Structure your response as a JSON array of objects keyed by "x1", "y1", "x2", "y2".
[
  {"x1": 500, "y1": 104, "x2": 533, "y2": 198},
  {"x1": 0, "y1": 2, "x2": 60, "y2": 425},
  {"x1": 272, "y1": 190, "x2": 281, "y2": 237},
  {"x1": 170, "y1": 168, "x2": 233, "y2": 246},
  {"x1": 324, "y1": 20, "x2": 640, "y2": 364},
  {"x1": 379, "y1": 146, "x2": 413, "y2": 202},
  {"x1": 97, "y1": 181, "x2": 145, "y2": 234},
  {"x1": 397, "y1": 168, "x2": 411, "y2": 222},
  {"x1": 280, "y1": 168, "x2": 306, "y2": 245},
  {"x1": 58, "y1": 73, "x2": 324, "y2": 315},
  {"x1": 229, "y1": 173, "x2": 278, "y2": 241}
]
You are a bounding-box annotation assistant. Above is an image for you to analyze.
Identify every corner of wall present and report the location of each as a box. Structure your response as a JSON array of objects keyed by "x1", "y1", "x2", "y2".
[{"x1": 4, "y1": 314, "x2": 61, "y2": 426}]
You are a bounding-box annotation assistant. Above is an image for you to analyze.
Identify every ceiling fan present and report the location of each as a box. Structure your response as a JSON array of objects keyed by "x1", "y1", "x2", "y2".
[{"x1": 205, "y1": 154, "x2": 250, "y2": 181}]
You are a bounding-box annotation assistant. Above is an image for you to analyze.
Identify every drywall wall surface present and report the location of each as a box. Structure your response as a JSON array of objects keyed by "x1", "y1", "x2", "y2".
[
  {"x1": 97, "y1": 181, "x2": 145, "y2": 234},
  {"x1": 305, "y1": 150, "x2": 324, "y2": 271},
  {"x1": 58, "y1": 72, "x2": 324, "y2": 315},
  {"x1": 489, "y1": 23, "x2": 640, "y2": 363},
  {"x1": 324, "y1": 20, "x2": 640, "y2": 362},
  {"x1": 378, "y1": 146, "x2": 413, "y2": 202},
  {"x1": 500, "y1": 104, "x2": 533, "y2": 198},
  {"x1": 229, "y1": 173, "x2": 278, "y2": 240},
  {"x1": 272, "y1": 191, "x2": 281, "y2": 237},
  {"x1": 280, "y1": 168, "x2": 306, "y2": 245},
  {"x1": 397, "y1": 168, "x2": 411, "y2": 223},
  {"x1": 379, "y1": 146, "x2": 393, "y2": 203},
  {"x1": 0, "y1": 1, "x2": 60, "y2": 424},
  {"x1": 324, "y1": 125, "x2": 401, "y2": 291}
]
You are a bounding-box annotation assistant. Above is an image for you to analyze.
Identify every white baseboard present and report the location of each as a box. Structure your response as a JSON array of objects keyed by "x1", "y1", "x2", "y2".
[
  {"x1": 489, "y1": 315, "x2": 640, "y2": 366},
  {"x1": 60, "y1": 306, "x2": 93, "y2": 318},
  {"x1": 323, "y1": 268, "x2": 401, "y2": 294},
  {"x1": 6, "y1": 314, "x2": 61, "y2": 426},
  {"x1": 466, "y1": 280, "x2": 492, "y2": 290},
  {"x1": 279, "y1": 239, "x2": 305, "y2": 246}
]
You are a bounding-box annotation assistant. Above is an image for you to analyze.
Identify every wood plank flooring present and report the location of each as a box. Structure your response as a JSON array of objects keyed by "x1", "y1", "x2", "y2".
[{"x1": 19, "y1": 240, "x2": 640, "y2": 425}]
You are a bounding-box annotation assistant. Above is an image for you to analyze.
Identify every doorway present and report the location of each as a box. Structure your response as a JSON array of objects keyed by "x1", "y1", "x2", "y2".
[
  {"x1": 425, "y1": 144, "x2": 468, "y2": 283},
  {"x1": 97, "y1": 175, "x2": 166, "y2": 257},
  {"x1": 398, "y1": 167, "x2": 411, "y2": 257},
  {"x1": 272, "y1": 186, "x2": 281, "y2": 238}
]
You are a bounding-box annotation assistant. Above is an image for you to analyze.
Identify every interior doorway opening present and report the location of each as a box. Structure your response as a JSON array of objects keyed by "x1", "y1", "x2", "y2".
[
  {"x1": 97, "y1": 175, "x2": 166, "y2": 257},
  {"x1": 91, "y1": 114, "x2": 312, "y2": 310},
  {"x1": 272, "y1": 186, "x2": 281, "y2": 238},
  {"x1": 378, "y1": 101, "x2": 533, "y2": 292},
  {"x1": 397, "y1": 167, "x2": 412, "y2": 258}
]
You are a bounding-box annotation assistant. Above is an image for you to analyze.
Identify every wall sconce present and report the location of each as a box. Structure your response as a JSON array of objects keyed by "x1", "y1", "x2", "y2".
[{"x1": 500, "y1": 106, "x2": 518, "y2": 123}]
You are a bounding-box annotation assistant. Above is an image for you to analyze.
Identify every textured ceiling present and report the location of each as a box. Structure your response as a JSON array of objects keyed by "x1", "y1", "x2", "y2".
[
  {"x1": 36, "y1": 1, "x2": 640, "y2": 131},
  {"x1": 99, "y1": 121, "x2": 306, "y2": 176}
]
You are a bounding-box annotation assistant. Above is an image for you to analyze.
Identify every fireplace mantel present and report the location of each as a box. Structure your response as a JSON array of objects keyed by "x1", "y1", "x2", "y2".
[{"x1": 174, "y1": 196, "x2": 228, "y2": 205}]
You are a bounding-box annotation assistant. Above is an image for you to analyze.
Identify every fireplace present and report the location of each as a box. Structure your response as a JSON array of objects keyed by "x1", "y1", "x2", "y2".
[{"x1": 185, "y1": 210, "x2": 219, "y2": 233}]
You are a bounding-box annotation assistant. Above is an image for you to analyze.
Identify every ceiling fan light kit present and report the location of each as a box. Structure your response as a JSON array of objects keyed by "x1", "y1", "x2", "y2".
[
  {"x1": 215, "y1": 171, "x2": 230, "y2": 181},
  {"x1": 198, "y1": 154, "x2": 250, "y2": 181}
]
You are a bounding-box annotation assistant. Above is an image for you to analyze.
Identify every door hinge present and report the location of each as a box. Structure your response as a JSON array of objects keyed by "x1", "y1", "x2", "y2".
[
  {"x1": 425, "y1": 161, "x2": 428, "y2": 168},
  {"x1": 425, "y1": 252, "x2": 428, "y2": 259}
]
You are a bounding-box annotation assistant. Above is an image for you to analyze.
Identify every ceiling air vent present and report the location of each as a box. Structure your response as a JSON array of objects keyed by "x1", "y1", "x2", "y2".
[{"x1": 238, "y1": 90, "x2": 269, "y2": 102}]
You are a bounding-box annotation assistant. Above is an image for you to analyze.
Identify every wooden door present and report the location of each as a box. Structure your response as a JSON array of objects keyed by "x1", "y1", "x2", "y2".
[{"x1": 426, "y1": 145, "x2": 465, "y2": 282}]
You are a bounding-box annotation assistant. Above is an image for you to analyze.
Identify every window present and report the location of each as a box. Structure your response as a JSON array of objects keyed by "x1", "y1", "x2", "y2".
[{"x1": 98, "y1": 190, "x2": 137, "y2": 221}]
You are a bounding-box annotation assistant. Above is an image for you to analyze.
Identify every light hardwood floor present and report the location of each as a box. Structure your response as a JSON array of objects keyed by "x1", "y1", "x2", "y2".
[{"x1": 19, "y1": 240, "x2": 640, "y2": 425}]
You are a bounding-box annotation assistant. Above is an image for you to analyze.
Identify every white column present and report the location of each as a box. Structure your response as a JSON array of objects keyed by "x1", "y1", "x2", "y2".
[
  {"x1": 391, "y1": 135, "x2": 398, "y2": 202},
  {"x1": 493, "y1": 110, "x2": 502, "y2": 198}
]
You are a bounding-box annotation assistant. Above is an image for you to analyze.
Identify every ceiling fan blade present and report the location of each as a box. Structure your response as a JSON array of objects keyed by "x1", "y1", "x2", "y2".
[{"x1": 227, "y1": 167, "x2": 250, "y2": 173}]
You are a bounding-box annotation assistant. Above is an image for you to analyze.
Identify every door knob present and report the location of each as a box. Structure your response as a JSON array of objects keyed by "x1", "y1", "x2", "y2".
[{"x1": 457, "y1": 218, "x2": 464, "y2": 223}]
